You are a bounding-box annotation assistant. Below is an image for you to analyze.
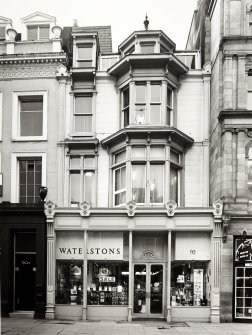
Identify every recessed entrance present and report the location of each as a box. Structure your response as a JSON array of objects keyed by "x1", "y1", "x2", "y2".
[{"x1": 133, "y1": 263, "x2": 164, "y2": 318}]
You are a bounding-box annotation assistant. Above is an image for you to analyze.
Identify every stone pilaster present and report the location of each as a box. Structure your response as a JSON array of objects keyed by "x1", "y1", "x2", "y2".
[
  {"x1": 237, "y1": 55, "x2": 246, "y2": 109},
  {"x1": 211, "y1": 199, "x2": 223, "y2": 323},
  {"x1": 128, "y1": 230, "x2": 133, "y2": 322},
  {"x1": 82, "y1": 230, "x2": 88, "y2": 320},
  {"x1": 166, "y1": 230, "x2": 172, "y2": 322},
  {"x1": 44, "y1": 201, "x2": 56, "y2": 319},
  {"x1": 223, "y1": 55, "x2": 233, "y2": 110},
  {"x1": 221, "y1": 130, "x2": 233, "y2": 201}
]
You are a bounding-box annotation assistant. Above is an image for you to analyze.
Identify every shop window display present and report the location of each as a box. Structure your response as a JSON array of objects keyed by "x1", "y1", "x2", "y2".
[
  {"x1": 56, "y1": 261, "x2": 83, "y2": 305},
  {"x1": 170, "y1": 262, "x2": 210, "y2": 307},
  {"x1": 87, "y1": 262, "x2": 128, "y2": 305}
]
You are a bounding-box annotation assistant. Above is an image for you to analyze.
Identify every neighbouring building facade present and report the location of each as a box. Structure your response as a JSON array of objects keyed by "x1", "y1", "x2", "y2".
[
  {"x1": 0, "y1": 12, "x2": 67, "y2": 318},
  {"x1": 187, "y1": 0, "x2": 252, "y2": 323},
  {"x1": 1, "y1": 7, "x2": 240, "y2": 324}
]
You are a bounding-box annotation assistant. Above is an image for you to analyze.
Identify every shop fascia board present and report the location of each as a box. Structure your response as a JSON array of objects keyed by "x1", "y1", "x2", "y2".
[{"x1": 51, "y1": 206, "x2": 214, "y2": 216}]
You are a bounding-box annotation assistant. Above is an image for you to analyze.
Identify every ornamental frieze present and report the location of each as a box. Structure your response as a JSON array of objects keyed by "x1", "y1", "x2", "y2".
[{"x1": 0, "y1": 65, "x2": 63, "y2": 79}]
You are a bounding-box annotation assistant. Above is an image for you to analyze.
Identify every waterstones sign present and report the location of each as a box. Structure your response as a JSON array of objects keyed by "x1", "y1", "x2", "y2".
[{"x1": 56, "y1": 232, "x2": 123, "y2": 260}]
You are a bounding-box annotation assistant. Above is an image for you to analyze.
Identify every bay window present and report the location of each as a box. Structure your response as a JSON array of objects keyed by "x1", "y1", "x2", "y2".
[
  {"x1": 121, "y1": 81, "x2": 174, "y2": 126},
  {"x1": 112, "y1": 145, "x2": 181, "y2": 207},
  {"x1": 69, "y1": 155, "x2": 96, "y2": 206}
]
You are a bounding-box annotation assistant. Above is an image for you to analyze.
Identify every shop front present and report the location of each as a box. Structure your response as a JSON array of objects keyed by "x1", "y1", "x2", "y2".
[{"x1": 45, "y1": 204, "x2": 219, "y2": 322}]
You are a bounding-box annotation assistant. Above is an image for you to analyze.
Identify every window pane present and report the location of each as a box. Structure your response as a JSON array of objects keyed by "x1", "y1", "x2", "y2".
[
  {"x1": 170, "y1": 151, "x2": 180, "y2": 163},
  {"x1": 39, "y1": 26, "x2": 49, "y2": 39},
  {"x1": 248, "y1": 92, "x2": 252, "y2": 109},
  {"x1": 115, "y1": 166, "x2": 126, "y2": 191},
  {"x1": 56, "y1": 261, "x2": 83, "y2": 305},
  {"x1": 27, "y1": 27, "x2": 37, "y2": 40},
  {"x1": 167, "y1": 89, "x2": 173, "y2": 107},
  {"x1": 132, "y1": 147, "x2": 146, "y2": 159},
  {"x1": 0, "y1": 27, "x2": 5, "y2": 40},
  {"x1": 20, "y1": 98, "x2": 43, "y2": 137},
  {"x1": 150, "y1": 165, "x2": 163, "y2": 203},
  {"x1": 170, "y1": 167, "x2": 178, "y2": 202},
  {"x1": 150, "y1": 104, "x2": 161, "y2": 123},
  {"x1": 123, "y1": 88, "x2": 129, "y2": 108},
  {"x1": 248, "y1": 75, "x2": 252, "y2": 90},
  {"x1": 84, "y1": 171, "x2": 95, "y2": 204},
  {"x1": 135, "y1": 105, "x2": 146, "y2": 124},
  {"x1": 20, "y1": 111, "x2": 43, "y2": 136},
  {"x1": 70, "y1": 157, "x2": 80, "y2": 169},
  {"x1": 78, "y1": 46, "x2": 92, "y2": 59},
  {"x1": 115, "y1": 151, "x2": 126, "y2": 164},
  {"x1": 115, "y1": 191, "x2": 126, "y2": 206},
  {"x1": 75, "y1": 115, "x2": 92, "y2": 132},
  {"x1": 75, "y1": 96, "x2": 92, "y2": 114},
  {"x1": 85, "y1": 157, "x2": 95, "y2": 168},
  {"x1": 132, "y1": 165, "x2": 145, "y2": 203},
  {"x1": 151, "y1": 85, "x2": 161, "y2": 102},
  {"x1": 87, "y1": 262, "x2": 128, "y2": 305},
  {"x1": 70, "y1": 173, "x2": 80, "y2": 204},
  {"x1": 150, "y1": 147, "x2": 164, "y2": 159},
  {"x1": 135, "y1": 85, "x2": 146, "y2": 103},
  {"x1": 141, "y1": 44, "x2": 154, "y2": 53},
  {"x1": 19, "y1": 159, "x2": 42, "y2": 203}
]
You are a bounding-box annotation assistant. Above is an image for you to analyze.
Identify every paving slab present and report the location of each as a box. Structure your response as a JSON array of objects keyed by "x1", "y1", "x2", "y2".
[{"x1": 2, "y1": 318, "x2": 252, "y2": 335}]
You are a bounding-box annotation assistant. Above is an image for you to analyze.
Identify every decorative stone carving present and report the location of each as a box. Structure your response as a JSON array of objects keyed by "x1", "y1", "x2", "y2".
[
  {"x1": 126, "y1": 200, "x2": 136, "y2": 217},
  {"x1": 213, "y1": 199, "x2": 223, "y2": 217},
  {"x1": 56, "y1": 64, "x2": 68, "y2": 78},
  {"x1": 79, "y1": 201, "x2": 91, "y2": 217},
  {"x1": 142, "y1": 249, "x2": 156, "y2": 259},
  {"x1": 0, "y1": 65, "x2": 62, "y2": 79},
  {"x1": 203, "y1": 61, "x2": 211, "y2": 74},
  {"x1": 44, "y1": 200, "x2": 56, "y2": 217},
  {"x1": 165, "y1": 200, "x2": 177, "y2": 217}
]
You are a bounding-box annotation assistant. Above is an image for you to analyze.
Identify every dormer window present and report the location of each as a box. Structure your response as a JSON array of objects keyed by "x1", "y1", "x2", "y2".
[
  {"x1": 27, "y1": 25, "x2": 50, "y2": 40},
  {"x1": 77, "y1": 44, "x2": 93, "y2": 67},
  {"x1": 141, "y1": 43, "x2": 155, "y2": 53}
]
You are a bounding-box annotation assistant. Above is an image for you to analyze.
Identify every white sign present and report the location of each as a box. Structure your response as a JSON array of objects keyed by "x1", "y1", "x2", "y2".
[
  {"x1": 175, "y1": 232, "x2": 211, "y2": 260},
  {"x1": 56, "y1": 232, "x2": 123, "y2": 260}
]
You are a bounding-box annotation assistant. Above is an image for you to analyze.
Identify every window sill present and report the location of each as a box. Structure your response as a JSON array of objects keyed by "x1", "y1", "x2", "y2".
[
  {"x1": 12, "y1": 137, "x2": 47, "y2": 142},
  {"x1": 69, "y1": 132, "x2": 95, "y2": 138}
]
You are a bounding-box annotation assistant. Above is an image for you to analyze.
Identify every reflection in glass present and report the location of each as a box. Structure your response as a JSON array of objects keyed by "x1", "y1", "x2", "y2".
[
  {"x1": 150, "y1": 265, "x2": 163, "y2": 314},
  {"x1": 150, "y1": 165, "x2": 163, "y2": 203},
  {"x1": 134, "y1": 265, "x2": 146, "y2": 313},
  {"x1": 132, "y1": 165, "x2": 145, "y2": 203}
]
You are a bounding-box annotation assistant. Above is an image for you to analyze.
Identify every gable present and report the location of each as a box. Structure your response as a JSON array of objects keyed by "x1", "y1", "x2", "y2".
[{"x1": 21, "y1": 12, "x2": 56, "y2": 24}]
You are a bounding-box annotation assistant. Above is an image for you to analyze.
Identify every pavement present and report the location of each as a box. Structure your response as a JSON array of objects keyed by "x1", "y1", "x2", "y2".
[{"x1": 1, "y1": 318, "x2": 252, "y2": 335}]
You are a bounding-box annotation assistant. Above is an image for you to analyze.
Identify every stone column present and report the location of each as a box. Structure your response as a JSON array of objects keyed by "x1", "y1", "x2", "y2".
[
  {"x1": 44, "y1": 201, "x2": 56, "y2": 319},
  {"x1": 128, "y1": 230, "x2": 133, "y2": 321},
  {"x1": 211, "y1": 199, "x2": 223, "y2": 323},
  {"x1": 221, "y1": 130, "x2": 233, "y2": 201},
  {"x1": 166, "y1": 230, "x2": 172, "y2": 322}
]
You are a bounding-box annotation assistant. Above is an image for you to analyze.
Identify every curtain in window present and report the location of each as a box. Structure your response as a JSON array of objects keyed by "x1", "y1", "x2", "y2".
[
  {"x1": 115, "y1": 166, "x2": 126, "y2": 206},
  {"x1": 170, "y1": 167, "x2": 178, "y2": 203},
  {"x1": 132, "y1": 165, "x2": 145, "y2": 203},
  {"x1": 84, "y1": 171, "x2": 95, "y2": 205},
  {"x1": 70, "y1": 173, "x2": 80, "y2": 204},
  {"x1": 150, "y1": 164, "x2": 163, "y2": 203}
]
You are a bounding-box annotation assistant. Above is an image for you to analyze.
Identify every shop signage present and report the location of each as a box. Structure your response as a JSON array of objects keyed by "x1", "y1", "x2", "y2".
[
  {"x1": 234, "y1": 237, "x2": 252, "y2": 262},
  {"x1": 99, "y1": 276, "x2": 115, "y2": 282},
  {"x1": 175, "y1": 232, "x2": 211, "y2": 260},
  {"x1": 56, "y1": 232, "x2": 123, "y2": 260}
]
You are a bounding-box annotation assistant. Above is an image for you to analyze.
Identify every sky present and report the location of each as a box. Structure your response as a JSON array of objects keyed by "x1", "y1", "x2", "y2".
[{"x1": 3, "y1": 0, "x2": 199, "y2": 52}]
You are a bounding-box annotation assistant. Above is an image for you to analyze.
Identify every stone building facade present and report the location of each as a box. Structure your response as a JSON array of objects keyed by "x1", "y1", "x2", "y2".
[{"x1": 187, "y1": 0, "x2": 252, "y2": 323}]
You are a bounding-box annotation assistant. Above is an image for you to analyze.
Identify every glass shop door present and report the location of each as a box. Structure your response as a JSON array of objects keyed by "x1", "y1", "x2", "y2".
[{"x1": 133, "y1": 263, "x2": 164, "y2": 318}]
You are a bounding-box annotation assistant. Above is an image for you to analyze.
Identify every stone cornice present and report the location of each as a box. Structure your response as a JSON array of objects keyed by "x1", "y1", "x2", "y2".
[
  {"x1": 0, "y1": 52, "x2": 67, "y2": 66},
  {"x1": 218, "y1": 109, "x2": 252, "y2": 121}
]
